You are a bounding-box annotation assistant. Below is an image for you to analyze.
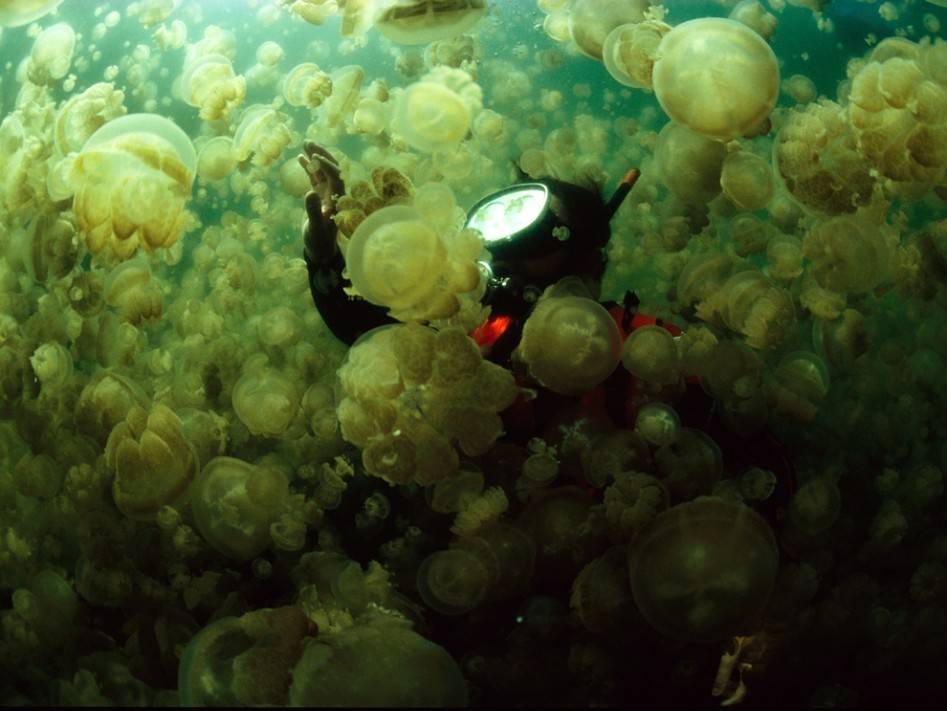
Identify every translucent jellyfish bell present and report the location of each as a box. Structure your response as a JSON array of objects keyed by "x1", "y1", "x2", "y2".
[
  {"x1": 392, "y1": 80, "x2": 471, "y2": 153},
  {"x1": 652, "y1": 17, "x2": 780, "y2": 141},
  {"x1": 568, "y1": 0, "x2": 652, "y2": 60},
  {"x1": 374, "y1": 0, "x2": 488, "y2": 45},
  {"x1": 516, "y1": 295, "x2": 622, "y2": 396},
  {"x1": 601, "y1": 20, "x2": 671, "y2": 90},
  {"x1": 0, "y1": 0, "x2": 63, "y2": 27},
  {"x1": 345, "y1": 204, "x2": 449, "y2": 312},
  {"x1": 71, "y1": 113, "x2": 196, "y2": 262},
  {"x1": 628, "y1": 497, "x2": 779, "y2": 642},
  {"x1": 27, "y1": 22, "x2": 75, "y2": 85},
  {"x1": 233, "y1": 105, "x2": 292, "y2": 167},
  {"x1": 196, "y1": 136, "x2": 236, "y2": 182},
  {"x1": 283, "y1": 62, "x2": 332, "y2": 108}
]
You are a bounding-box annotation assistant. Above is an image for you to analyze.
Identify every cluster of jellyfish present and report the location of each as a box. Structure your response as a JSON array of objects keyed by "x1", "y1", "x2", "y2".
[{"x1": 1, "y1": 0, "x2": 947, "y2": 707}]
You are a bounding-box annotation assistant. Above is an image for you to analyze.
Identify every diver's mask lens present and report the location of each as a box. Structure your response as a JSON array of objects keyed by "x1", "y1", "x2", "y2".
[{"x1": 466, "y1": 184, "x2": 550, "y2": 246}]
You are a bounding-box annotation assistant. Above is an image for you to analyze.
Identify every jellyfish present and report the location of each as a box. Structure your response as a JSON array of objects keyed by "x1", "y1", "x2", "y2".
[
  {"x1": 232, "y1": 365, "x2": 301, "y2": 437},
  {"x1": 567, "y1": 0, "x2": 653, "y2": 60},
  {"x1": 322, "y1": 64, "x2": 364, "y2": 129},
  {"x1": 621, "y1": 325, "x2": 680, "y2": 385},
  {"x1": 601, "y1": 20, "x2": 670, "y2": 90},
  {"x1": 374, "y1": 0, "x2": 488, "y2": 45},
  {"x1": 391, "y1": 66, "x2": 481, "y2": 153},
  {"x1": 719, "y1": 150, "x2": 774, "y2": 211},
  {"x1": 69, "y1": 113, "x2": 197, "y2": 263},
  {"x1": 179, "y1": 53, "x2": 246, "y2": 121},
  {"x1": 515, "y1": 294, "x2": 622, "y2": 396},
  {"x1": 344, "y1": 188, "x2": 482, "y2": 322},
  {"x1": 54, "y1": 82, "x2": 127, "y2": 155},
  {"x1": 26, "y1": 22, "x2": 75, "y2": 85},
  {"x1": 196, "y1": 136, "x2": 237, "y2": 182},
  {"x1": 233, "y1": 105, "x2": 293, "y2": 168},
  {"x1": 628, "y1": 497, "x2": 779, "y2": 642},
  {"x1": 282, "y1": 62, "x2": 332, "y2": 108},
  {"x1": 190, "y1": 456, "x2": 290, "y2": 560},
  {"x1": 654, "y1": 122, "x2": 727, "y2": 204},
  {"x1": 652, "y1": 17, "x2": 779, "y2": 141},
  {"x1": 0, "y1": 0, "x2": 63, "y2": 28}
]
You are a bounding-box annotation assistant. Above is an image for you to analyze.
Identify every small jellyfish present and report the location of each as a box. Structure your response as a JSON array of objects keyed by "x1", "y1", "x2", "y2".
[
  {"x1": 567, "y1": 0, "x2": 652, "y2": 60},
  {"x1": 417, "y1": 548, "x2": 491, "y2": 614},
  {"x1": 654, "y1": 122, "x2": 727, "y2": 203},
  {"x1": 190, "y1": 456, "x2": 290, "y2": 560},
  {"x1": 54, "y1": 82, "x2": 127, "y2": 155},
  {"x1": 621, "y1": 325, "x2": 680, "y2": 385},
  {"x1": 391, "y1": 67, "x2": 481, "y2": 153},
  {"x1": 196, "y1": 136, "x2": 237, "y2": 182},
  {"x1": 601, "y1": 20, "x2": 671, "y2": 90},
  {"x1": 628, "y1": 497, "x2": 779, "y2": 642},
  {"x1": 374, "y1": 0, "x2": 488, "y2": 45},
  {"x1": 719, "y1": 150, "x2": 774, "y2": 211},
  {"x1": 180, "y1": 53, "x2": 246, "y2": 121},
  {"x1": 516, "y1": 295, "x2": 622, "y2": 396},
  {"x1": 232, "y1": 365, "x2": 300, "y2": 437},
  {"x1": 233, "y1": 105, "x2": 292, "y2": 168},
  {"x1": 652, "y1": 428, "x2": 723, "y2": 502},
  {"x1": 27, "y1": 22, "x2": 75, "y2": 85},
  {"x1": 652, "y1": 17, "x2": 780, "y2": 141},
  {"x1": 282, "y1": 62, "x2": 332, "y2": 108},
  {"x1": 634, "y1": 402, "x2": 681, "y2": 447}
]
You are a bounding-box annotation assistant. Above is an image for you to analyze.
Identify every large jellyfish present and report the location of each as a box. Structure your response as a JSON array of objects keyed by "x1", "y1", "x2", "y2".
[
  {"x1": 0, "y1": 0, "x2": 63, "y2": 27},
  {"x1": 69, "y1": 113, "x2": 197, "y2": 263},
  {"x1": 374, "y1": 0, "x2": 488, "y2": 45},
  {"x1": 652, "y1": 17, "x2": 779, "y2": 141}
]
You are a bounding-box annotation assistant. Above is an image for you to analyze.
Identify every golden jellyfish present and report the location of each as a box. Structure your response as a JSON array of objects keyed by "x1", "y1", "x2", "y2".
[
  {"x1": 196, "y1": 136, "x2": 236, "y2": 182},
  {"x1": 374, "y1": 0, "x2": 488, "y2": 45},
  {"x1": 628, "y1": 497, "x2": 779, "y2": 642},
  {"x1": 54, "y1": 82, "x2": 127, "y2": 155},
  {"x1": 233, "y1": 105, "x2": 293, "y2": 168},
  {"x1": 515, "y1": 295, "x2": 622, "y2": 396},
  {"x1": 70, "y1": 113, "x2": 196, "y2": 263},
  {"x1": 802, "y1": 215, "x2": 892, "y2": 295},
  {"x1": 282, "y1": 62, "x2": 332, "y2": 108},
  {"x1": 719, "y1": 150, "x2": 774, "y2": 211},
  {"x1": 654, "y1": 122, "x2": 727, "y2": 204},
  {"x1": 0, "y1": 0, "x2": 63, "y2": 27},
  {"x1": 567, "y1": 0, "x2": 652, "y2": 61},
  {"x1": 728, "y1": 0, "x2": 777, "y2": 41},
  {"x1": 323, "y1": 64, "x2": 364, "y2": 129},
  {"x1": 26, "y1": 22, "x2": 75, "y2": 85},
  {"x1": 344, "y1": 200, "x2": 482, "y2": 322},
  {"x1": 601, "y1": 20, "x2": 671, "y2": 90},
  {"x1": 232, "y1": 364, "x2": 301, "y2": 437},
  {"x1": 391, "y1": 66, "x2": 481, "y2": 153},
  {"x1": 652, "y1": 17, "x2": 779, "y2": 141},
  {"x1": 621, "y1": 325, "x2": 680, "y2": 385},
  {"x1": 190, "y1": 456, "x2": 290, "y2": 561},
  {"x1": 774, "y1": 99, "x2": 876, "y2": 215},
  {"x1": 180, "y1": 53, "x2": 246, "y2": 121}
]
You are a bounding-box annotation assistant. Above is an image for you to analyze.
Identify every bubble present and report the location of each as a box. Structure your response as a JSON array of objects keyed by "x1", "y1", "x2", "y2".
[{"x1": 652, "y1": 17, "x2": 779, "y2": 141}]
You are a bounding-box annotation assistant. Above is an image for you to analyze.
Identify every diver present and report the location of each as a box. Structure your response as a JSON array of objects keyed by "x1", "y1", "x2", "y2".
[
  {"x1": 296, "y1": 139, "x2": 642, "y2": 362},
  {"x1": 297, "y1": 141, "x2": 797, "y2": 526}
]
